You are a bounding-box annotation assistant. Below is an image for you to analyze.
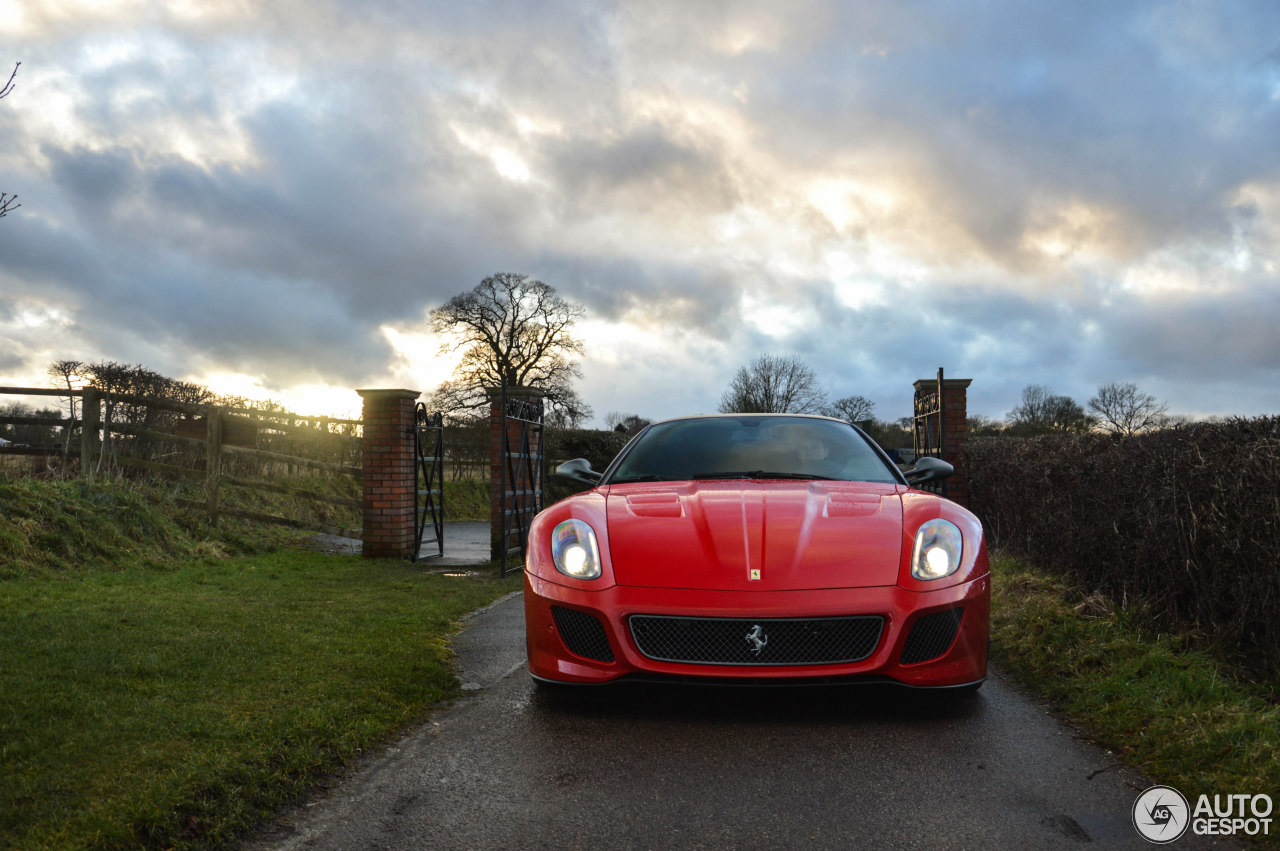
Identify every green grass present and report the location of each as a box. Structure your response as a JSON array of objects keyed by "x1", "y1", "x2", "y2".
[
  {"x1": 0, "y1": 474, "x2": 518, "y2": 849},
  {"x1": 0, "y1": 550, "x2": 520, "y2": 850},
  {"x1": 0, "y1": 476, "x2": 309, "y2": 580},
  {"x1": 990, "y1": 554, "x2": 1280, "y2": 816},
  {"x1": 441, "y1": 478, "x2": 489, "y2": 521}
]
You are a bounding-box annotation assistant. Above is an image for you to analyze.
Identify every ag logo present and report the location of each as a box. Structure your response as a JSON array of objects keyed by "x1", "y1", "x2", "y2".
[{"x1": 1133, "y1": 785, "x2": 1190, "y2": 844}]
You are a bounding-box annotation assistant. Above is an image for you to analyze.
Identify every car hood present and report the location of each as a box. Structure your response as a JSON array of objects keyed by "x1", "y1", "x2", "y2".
[{"x1": 605, "y1": 481, "x2": 904, "y2": 591}]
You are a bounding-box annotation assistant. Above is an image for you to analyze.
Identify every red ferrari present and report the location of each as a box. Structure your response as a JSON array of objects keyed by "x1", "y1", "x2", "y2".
[{"x1": 524, "y1": 414, "x2": 989, "y2": 691}]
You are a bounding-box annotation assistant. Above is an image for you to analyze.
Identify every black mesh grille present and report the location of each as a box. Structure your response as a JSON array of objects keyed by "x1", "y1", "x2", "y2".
[
  {"x1": 629, "y1": 615, "x2": 883, "y2": 666},
  {"x1": 551, "y1": 606, "x2": 614, "y2": 662},
  {"x1": 900, "y1": 608, "x2": 964, "y2": 664}
]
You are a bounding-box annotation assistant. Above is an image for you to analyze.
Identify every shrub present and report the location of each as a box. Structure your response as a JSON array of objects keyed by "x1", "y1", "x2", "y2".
[
  {"x1": 964, "y1": 418, "x2": 1280, "y2": 678},
  {"x1": 542, "y1": 427, "x2": 630, "y2": 504}
]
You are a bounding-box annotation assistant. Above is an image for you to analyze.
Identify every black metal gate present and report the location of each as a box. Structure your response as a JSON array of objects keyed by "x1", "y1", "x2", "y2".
[
  {"x1": 912, "y1": 367, "x2": 946, "y2": 496},
  {"x1": 412, "y1": 403, "x2": 444, "y2": 562},
  {"x1": 497, "y1": 386, "x2": 544, "y2": 576}
]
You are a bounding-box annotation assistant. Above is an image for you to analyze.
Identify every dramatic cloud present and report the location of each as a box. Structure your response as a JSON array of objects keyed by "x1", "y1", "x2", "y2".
[{"x1": 2, "y1": 0, "x2": 1278, "y2": 420}]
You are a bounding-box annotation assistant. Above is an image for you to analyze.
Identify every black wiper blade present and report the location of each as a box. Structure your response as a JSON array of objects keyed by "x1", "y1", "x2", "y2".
[
  {"x1": 608, "y1": 474, "x2": 675, "y2": 484},
  {"x1": 692, "y1": 471, "x2": 835, "y2": 481},
  {"x1": 767, "y1": 472, "x2": 836, "y2": 480}
]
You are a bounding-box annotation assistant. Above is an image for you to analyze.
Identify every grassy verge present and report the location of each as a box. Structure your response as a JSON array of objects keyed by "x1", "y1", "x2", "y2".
[
  {"x1": 990, "y1": 554, "x2": 1280, "y2": 806},
  {"x1": 0, "y1": 474, "x2": 520, "y2": 849},
  {"x1": 0, "y1": 550, "x2": 520, "y2": 850},
  {"x1": 0, "y1": 475, "x2": 315, "y2": 579},
  {"x1": 441, "y1": 478, "x2": 489, "y2": 521}
]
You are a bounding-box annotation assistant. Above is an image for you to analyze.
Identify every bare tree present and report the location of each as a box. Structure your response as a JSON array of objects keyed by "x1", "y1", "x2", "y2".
[
  {"x1": 865, "y1": 418, "x2": 912, "y2": 450},
  {"x1": 967, "y1": 414, "x2": 1004, "y2": 437},
  {"x1": 825, "y1": 395, "x2": 875, "y2": 424},
  {"x1": 429, "y1": 273, "x2": 588, "y2": 417},
  {"x1": 1088, "y1": 381, "x2": 1168, "y2": 436},
  {"x1": 426, "y1": 379, "x2": 484, "y2": 420},
  {"x1": 544, "y1": 388, "x2": 593, "y2": 429},
  {"x1": 605, "y1": 412, "x2": 651, "y2": 436},
  {"x1": 2, "y1": 62, "x2": 19, "y2": 219},
  {"x1": 47, "y1": 359, "x2": 84, "y2": 454},
  {"x1": 53, "y1": 360, "x2": 214, "y2": 471},
  {"x1": 1007, "y1": 384, "x2": 1091, "y2": 435},
  {"x1": 718, "y1": 355, "x2": 828, "y2": 414}
]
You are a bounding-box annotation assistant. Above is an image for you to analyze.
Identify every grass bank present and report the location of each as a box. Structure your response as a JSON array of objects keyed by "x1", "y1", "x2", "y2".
[
  {"x1": 990, "y1": 554, "x2": 1280, "y2": 809},
  {"x1": 0, "y1": 475, "x2": 325, "y2": 580},
  {"x1": 0, "y1": 551, "x2": 519, "y2": 850},
  {"x1": 0, "y1": 475, "x2": 519, "y2": 849},
  {"x1": 441, "y1": 478, "x2": 489, "y2": 521}
]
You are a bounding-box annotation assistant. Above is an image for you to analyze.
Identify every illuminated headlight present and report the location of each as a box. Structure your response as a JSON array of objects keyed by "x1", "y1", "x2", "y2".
[
  {"x1": 551, "y1": 519, "x2": 602, "y2": 580},
  {"x1": 911, "y1": 519, "x2": 963, "y2": 580}
]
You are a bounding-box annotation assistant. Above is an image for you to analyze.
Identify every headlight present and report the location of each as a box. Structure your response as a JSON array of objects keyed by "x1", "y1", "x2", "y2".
[
  {"x1": 551, "y1": 519, "x2": 602, "y2": 580},
  {"x1": 911, "y1": 519, "x2": 963, "y2": 580}
]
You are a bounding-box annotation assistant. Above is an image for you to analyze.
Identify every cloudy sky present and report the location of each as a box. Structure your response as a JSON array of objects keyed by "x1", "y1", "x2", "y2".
[{"x1": 2, "y1": 0, "x2": 1279, "y2": 424}]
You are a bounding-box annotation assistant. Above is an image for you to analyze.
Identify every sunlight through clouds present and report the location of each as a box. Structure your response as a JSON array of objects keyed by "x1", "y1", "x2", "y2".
[
  {"x1": 379, "y1": 324, "x2": 465, "y2": 394},
  {"x1": 451, "y1": 123, "x2": 535, "y2": 183},
  {"x1": 196, "y1": 371, "x2": 362, "y2": 418},
  {"x1": 1021, "y1": 203, "x2": 1124, "y2": 265},
  {"x1": 2, "y1": 0, "x2": 1280, "y2": 421}
]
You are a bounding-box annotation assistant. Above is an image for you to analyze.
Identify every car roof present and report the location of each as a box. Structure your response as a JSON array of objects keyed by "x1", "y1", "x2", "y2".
[{"x1": 646, "y1": 412, "x2": 851, "y2": 426}]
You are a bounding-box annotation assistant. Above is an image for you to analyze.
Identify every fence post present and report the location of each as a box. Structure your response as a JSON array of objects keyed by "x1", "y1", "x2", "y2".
[
  {"x1": 206, "y1": 406, "x2": 224, "y2": 522},
  {"x1": 357, "y1": 389, "x2": 421, "y2": 559},
  {"x1": 80, "y1": 388, "x2": 101, "y2": 478}
]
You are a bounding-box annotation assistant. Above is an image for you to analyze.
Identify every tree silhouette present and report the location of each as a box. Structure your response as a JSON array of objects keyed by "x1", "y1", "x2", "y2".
[
  {"x1": 429, "y1": 273, "x2": 589, "y2": 423},
  {"x1": 1088, "y1": 382, "x2": 1168, "y2": 436},
  {"x1": 825, "y1": 395, "x2": 875, "y2": 424},
  {"x1": 1007, "y1": 384, "x2": 1091, "y2": 434},
  {"x1": 718, "y1": 355, "x2": 827, "y2": 414}
]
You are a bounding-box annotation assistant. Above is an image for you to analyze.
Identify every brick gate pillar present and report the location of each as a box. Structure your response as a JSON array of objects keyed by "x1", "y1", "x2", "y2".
[
  {"x1": 488, "y1": 386, "x2": 545, "y2": 564},
  {"x1": 357, "y1": 388, "x2": 421, "y2": 559},
  {"x1": 913, "y1": 377, "x2": 972, "y2": 507}
]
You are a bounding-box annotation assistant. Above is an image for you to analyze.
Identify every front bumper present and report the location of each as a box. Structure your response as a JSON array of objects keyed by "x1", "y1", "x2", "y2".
[{"x1": 524, "y1": 572, "x2": 990, "y2": 687}]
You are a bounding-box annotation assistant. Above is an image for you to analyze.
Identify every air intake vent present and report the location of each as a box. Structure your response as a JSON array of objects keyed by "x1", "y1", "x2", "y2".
[
  {"x1": 551, "y1": 606, "x2": 614, "y2": 662},
  {"x1": 629, "y1": 615, "x2": 883, "y2": 666},
  {"x1": 900, "y1": 608, "x2": 964, "y2": 664}
]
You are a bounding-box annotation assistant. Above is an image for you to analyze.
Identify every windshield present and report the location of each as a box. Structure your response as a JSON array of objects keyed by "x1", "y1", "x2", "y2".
[{"x1": 606, "y1": 416, "x2": 900, "y2": 485}]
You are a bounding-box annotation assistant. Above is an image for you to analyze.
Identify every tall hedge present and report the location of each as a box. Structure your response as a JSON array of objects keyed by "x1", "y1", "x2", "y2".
[
  {"x1": 542, "y1": 427, "x2": 631, "y2": 504},
  {"x1": 964, "y1": 418, "x2": 1280, "y2": 677}
]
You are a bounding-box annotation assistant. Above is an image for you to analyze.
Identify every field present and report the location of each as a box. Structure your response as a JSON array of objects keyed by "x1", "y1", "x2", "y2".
[{"x1": 0, "y1": 474, "x2": 517, "y2": 850}]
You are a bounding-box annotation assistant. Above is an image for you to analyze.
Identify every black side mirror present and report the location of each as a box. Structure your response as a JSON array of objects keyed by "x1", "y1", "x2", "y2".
[
  {"x1": 904, "y1": 455, "x2": 954, "y2": 486},
  {"x1": 555, "y1": 458, "x2": 602, "y2": 486}
]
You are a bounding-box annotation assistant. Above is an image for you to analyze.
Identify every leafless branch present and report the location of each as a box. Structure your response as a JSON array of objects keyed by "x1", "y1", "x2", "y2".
[
  {"x1": 2, "y1": 63, "x2": 19, "y2": 219},
  {"x1": 0, "y1": 62, "x2": 18, "y2": 99}
]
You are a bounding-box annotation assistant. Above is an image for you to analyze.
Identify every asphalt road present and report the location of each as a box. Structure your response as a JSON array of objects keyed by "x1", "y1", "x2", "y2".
[{"x1": 247, "y1": 592, "x2": 1240, "y2": 850}]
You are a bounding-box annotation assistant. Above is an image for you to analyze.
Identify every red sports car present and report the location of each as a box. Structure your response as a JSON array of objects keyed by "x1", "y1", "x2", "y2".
[{"x1": 524, "y1": 414, "x2": 989, "y2": 691}]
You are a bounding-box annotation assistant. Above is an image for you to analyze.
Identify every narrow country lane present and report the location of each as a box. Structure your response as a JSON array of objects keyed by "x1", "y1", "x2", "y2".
[{"x1": 246, "y1": 592, "x2": 1240, "y2": 850}]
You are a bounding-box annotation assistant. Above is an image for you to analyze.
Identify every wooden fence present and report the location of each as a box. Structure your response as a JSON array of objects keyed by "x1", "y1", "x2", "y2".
[{"x1": 0, "y1": 386, "x2": 363, "y2": 538}]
